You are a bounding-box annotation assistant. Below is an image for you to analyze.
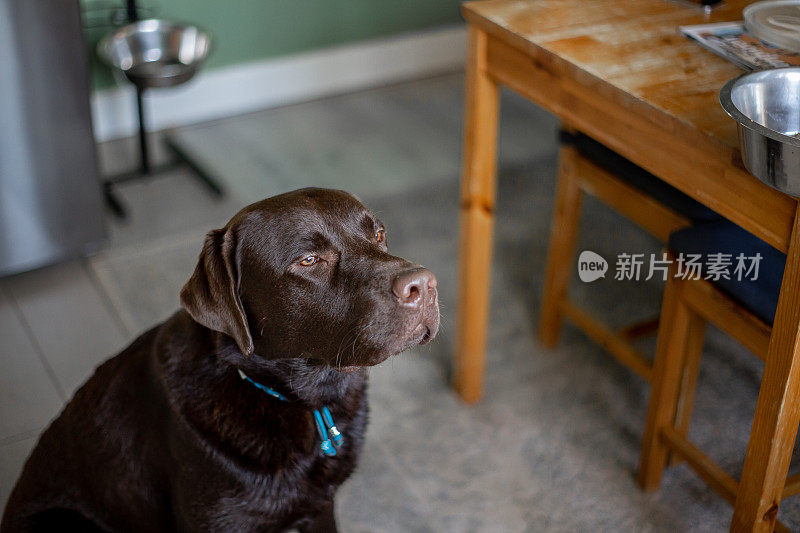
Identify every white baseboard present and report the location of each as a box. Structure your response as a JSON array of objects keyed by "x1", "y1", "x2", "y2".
[{"x1": 91, "y1": 24, "x2": 466, "y2": 142}]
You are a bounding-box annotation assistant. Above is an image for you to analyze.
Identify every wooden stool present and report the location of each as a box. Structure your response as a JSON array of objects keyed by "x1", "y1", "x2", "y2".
[
  {"x1": 539, "y1": 129, "x2": 719, "y2": 380},
  {"x1": 638, "y1": 220, "x2": 796, "y2": 532}
]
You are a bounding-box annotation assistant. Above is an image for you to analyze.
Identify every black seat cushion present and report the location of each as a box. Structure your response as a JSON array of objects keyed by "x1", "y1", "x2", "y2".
[
  {"x1": 560, "y1": 130, "x2": 720, "y2": 223},
  {"x1": 668, "y1": 219, "x2": 785, "y2": 325}
]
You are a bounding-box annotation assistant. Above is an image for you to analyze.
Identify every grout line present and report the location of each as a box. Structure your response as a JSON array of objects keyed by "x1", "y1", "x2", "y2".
[
  {"x1": 83, "y1": 259, "x2": 141, "y2": 338},
  {"x1": 0, "y1": 427, "x2": 43, "y2": 448},
  {"x1": 91, "y1": 226, "x2": 207, "y2": 264},
  {"x1": 3, "y1": 286, "x2": 67, "y2": 401},
  {"x1": 81, "y1": 259, "x2": 136, "y2": 338},
  {"x1": 158, "y1": 137, "x2": 253, "y2": 208}
]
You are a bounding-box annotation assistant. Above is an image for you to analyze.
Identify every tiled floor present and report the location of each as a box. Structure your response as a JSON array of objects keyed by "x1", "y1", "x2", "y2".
[{"x1": 2, "y1": 73, "x2": 798, "y2": 531}]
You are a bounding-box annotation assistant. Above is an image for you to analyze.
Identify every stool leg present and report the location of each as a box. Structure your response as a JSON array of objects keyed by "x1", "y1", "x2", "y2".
[
  {"x1": 639, "y1": 275, "x2": 703, "y2": 491},
  {"x1": 539, "y1": 144, "x2": 583, "y2": 347},
  {"x1": 669, "y1": 313, "x2": 706, "y2": 466}
]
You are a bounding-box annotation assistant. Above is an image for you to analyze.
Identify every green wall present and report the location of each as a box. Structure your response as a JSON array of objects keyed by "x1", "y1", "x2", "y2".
[{"x1": 81, "y1": 0, "x2": 463, "y2": 90}]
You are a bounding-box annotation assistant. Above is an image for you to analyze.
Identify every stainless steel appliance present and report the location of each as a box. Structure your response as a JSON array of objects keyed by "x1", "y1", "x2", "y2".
[{"x1": 0, "y1": 0, "x2": 106, "y2": 276}]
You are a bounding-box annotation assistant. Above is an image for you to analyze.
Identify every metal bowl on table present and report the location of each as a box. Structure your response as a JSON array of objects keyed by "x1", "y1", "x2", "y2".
[
  {"x1": 720, "y1": 67, "x2": 800, "y2": 197},
  {"x1": 98, "y1": 19, "x2": 212, "y2": 89}
]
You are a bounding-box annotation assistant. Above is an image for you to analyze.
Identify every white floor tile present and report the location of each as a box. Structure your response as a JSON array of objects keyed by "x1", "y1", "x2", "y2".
[
  {"x1": 104, "y1": 168, "x2": 246, "y2": 251},
  {"x1": 4, "y1": 261, "x2": 128, "y2": 396},
  {"x1": 0, "y1": 289, "x2": 62, "y2": 440},
  {"x1": 90, "y1": 235, "x2": 205, "y2": 334}
]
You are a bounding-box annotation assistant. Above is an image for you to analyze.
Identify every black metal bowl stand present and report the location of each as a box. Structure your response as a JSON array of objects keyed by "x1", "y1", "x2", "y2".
[{"x1": 102, "y1": 0, "x2": 223, "y2": 219}]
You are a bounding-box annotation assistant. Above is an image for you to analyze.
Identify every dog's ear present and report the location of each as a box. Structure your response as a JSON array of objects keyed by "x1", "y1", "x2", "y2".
[{"x1": 180, "y1": 228, "x2": 254, "y2": 356}]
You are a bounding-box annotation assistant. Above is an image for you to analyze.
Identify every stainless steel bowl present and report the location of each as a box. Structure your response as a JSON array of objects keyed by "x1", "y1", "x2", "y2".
[
  {"x1": 720, "y1": 68, "x2": 800, "y2": 197},
  {"x1": 98, "y1": 19, "x2": 212, "y2": 88}
]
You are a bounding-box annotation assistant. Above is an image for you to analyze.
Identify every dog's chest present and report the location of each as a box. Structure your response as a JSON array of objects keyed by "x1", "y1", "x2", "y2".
[
  {"x1": 214, "y1": 446, "x2": 357, "y2": 525},
  {"x1": 177, "y1": 393, "x2": 368, "y2": 530}
]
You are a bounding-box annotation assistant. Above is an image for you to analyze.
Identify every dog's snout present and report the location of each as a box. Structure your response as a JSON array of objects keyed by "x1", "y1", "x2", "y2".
[{"x1": 391, "y1": 268, "x2": 437, "y2": 308}]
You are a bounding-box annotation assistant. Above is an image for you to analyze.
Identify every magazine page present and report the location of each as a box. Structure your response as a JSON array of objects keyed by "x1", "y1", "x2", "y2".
[{"x1": 680, "y1": 21, "x2": 800, "y2": 70}]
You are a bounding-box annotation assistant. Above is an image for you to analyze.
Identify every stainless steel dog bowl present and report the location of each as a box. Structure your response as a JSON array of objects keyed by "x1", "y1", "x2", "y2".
[
  {"x1": 720, "y1": 68, "x2": 800, "y2": 197},
  {"x1": 98, "y1": 19, "x2": 212, "y2": 88}
]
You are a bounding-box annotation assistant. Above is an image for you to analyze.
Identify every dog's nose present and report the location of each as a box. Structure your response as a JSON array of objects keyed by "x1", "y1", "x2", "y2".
[{"x1": 391, "y1": 268, "x2": 437, "y2": 309}]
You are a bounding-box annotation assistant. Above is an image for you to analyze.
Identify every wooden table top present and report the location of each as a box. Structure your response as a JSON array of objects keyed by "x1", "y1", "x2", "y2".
[{"x1": 461, "y1": 0, "x2": 754, "y2": 151}]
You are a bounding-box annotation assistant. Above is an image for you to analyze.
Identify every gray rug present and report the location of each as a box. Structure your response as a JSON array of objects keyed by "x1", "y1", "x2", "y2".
[
  {"x1": 96, "y1": 164, "x2": 800, "y2": 531},
  {"x1": 359, "y1": 161, "x2": 800, "y2": 531}
]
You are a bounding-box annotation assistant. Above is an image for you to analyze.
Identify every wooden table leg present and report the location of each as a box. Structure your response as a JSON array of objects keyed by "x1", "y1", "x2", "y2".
[
  {"x1": 732, "y1": 205, "x2": 800, "y2": 532},
  {"x1": 453, "y1": 26, "x2": 499, "y2": 403}
]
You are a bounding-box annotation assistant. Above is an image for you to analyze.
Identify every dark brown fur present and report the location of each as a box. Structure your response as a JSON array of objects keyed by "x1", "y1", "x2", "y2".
[{"x1": 1, "y1": 188, "x2": 439, "y2": 532}]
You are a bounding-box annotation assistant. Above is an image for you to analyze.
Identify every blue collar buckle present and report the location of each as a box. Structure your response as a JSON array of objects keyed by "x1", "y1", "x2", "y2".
[
  {"x1": 321, "y1": 406, "x2": 343, "y2": 447},
  {"x1": 238, "y1": 369, "x2": 344, "y2": 457},
  {"x1": 237, "y1": 369, "x2": 288, "y2": 401}
]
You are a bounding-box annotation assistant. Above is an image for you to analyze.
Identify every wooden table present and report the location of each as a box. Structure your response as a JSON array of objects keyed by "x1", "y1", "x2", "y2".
[{"x1": 454, "y1": 0, "x2": 800, "y2": 530}]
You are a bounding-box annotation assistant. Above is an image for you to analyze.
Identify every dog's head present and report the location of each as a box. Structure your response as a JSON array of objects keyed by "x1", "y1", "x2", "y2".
[{"x1": 180, "y1": 188, "x2": 439, "y2": 370}]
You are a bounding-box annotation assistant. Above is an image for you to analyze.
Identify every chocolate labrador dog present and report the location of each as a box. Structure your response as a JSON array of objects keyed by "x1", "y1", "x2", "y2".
[{"x1": 2, "y1": 188, "x2": 439, "y2": 532}]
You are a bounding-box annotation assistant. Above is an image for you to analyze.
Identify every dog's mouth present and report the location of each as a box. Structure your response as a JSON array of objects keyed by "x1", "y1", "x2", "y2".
[
  {"x1": 331, "y1": 294, "x2": 440, "y2": 372},
  {"x1": 395, "y1": 320, "x2": 434, "y2": 352},
  {"x1": 331, "y1": 322, "x2": 436, "y2": 372},
  {"x1": 414, "y1": 324, "x2": 433, "y2": 346},
  {"x1": 421, "y1": 325, "x2": 434, "y2": 344}
]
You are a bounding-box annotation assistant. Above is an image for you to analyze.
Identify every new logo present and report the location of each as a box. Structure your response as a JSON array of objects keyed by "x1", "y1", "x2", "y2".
[{"x1": 578, "y1": 250, "x2": 607, "y2": 282}]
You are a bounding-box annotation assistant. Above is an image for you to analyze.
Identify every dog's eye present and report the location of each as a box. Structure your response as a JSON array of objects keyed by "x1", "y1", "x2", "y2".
[
  {"x1": 298, "y1": 255, "x2": 320, "y2": 266},
  {"x1": 375, "y1": 229, "x2": 385, "y2": 244}
]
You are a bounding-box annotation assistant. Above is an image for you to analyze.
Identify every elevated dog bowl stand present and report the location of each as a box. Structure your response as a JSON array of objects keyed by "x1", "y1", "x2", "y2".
[{"x1": 101, "y1": 0, "x2": 223, "y2": 219}]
